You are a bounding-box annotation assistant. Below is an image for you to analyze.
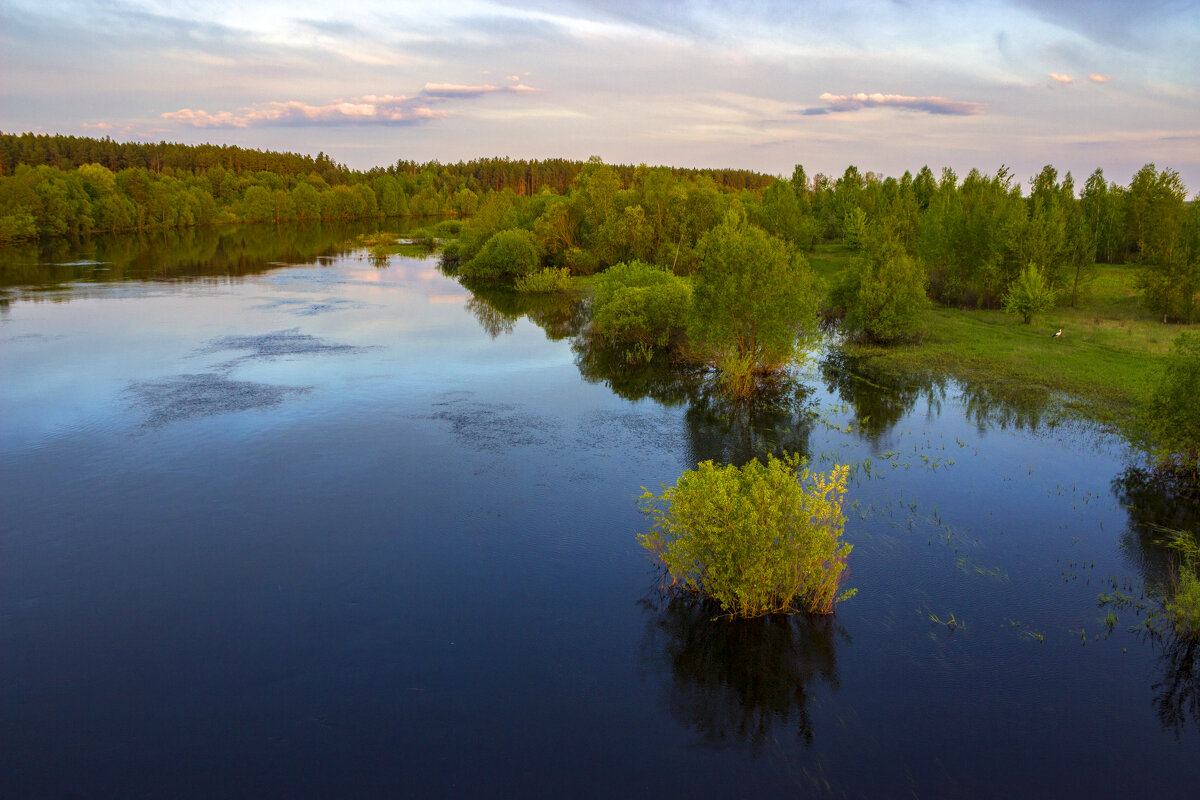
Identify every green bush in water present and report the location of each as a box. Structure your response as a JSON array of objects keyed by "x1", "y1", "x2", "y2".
[
  {"x1": 460, "y1": 228, "x2": 542, "y2": 280},
  {"x1": 515, "y1": 267, "x2": 573, "y2": 293},
  {"x1": 639, "y1": 453, "x2": 855, "y2": 618},
  {"x1": 1162, "y1": 529, "x2": 1200, "y2": 638}
]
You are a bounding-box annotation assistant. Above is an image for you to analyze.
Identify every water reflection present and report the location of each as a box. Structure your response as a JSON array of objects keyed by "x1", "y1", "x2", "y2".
[
  {"x1": 1112, "y1": 466, "x2": 1200, "y2": 734},
  {"x1": 1113, "y1": 466, "x2": 1200, "y2": 585},
  {"x1": 640, "y1": 593, "x2": 844, "y2": 752},
  {"x1": 0, "y1": 218, "x2": 428, "y2": 304},
  {"x1": 820, "y1": 353, "x2": 945, "y2": 446},
  {"x1": 820, "y1": 352, "x2": 1056, "y2": 443},
  {"x1": 960, "y1": 380, "x2": 1054, "y2": 433},
  {"x1": 683, "y1": 379, "x2": 814, "y2": 467},
  {"x1": 1151, "y1": 636, "x2": 1200, "y2": 735},
  {"x1": 460, "y1": 281, "x2": 587, "y2": 341}
]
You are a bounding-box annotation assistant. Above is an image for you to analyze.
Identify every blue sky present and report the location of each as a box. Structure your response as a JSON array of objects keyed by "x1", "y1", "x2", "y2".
[{"x1": 2, "y1": 0, "x2": 1198, "y2": 189}]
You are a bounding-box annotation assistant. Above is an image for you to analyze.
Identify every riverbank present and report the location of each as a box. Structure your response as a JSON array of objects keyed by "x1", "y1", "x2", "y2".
[{"x1": 808, "y1": 244, "x2": 1199, "y2": 436}]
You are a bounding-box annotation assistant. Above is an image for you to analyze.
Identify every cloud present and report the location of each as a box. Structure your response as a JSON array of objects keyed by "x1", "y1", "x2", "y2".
[
  {"x1": 1048, "y1": 72, "x2": 1074, "y2": 83},
  {"x1": 81, "y1": 121, "x2": 113, "y2": 131},
  {"x1": 801, "y1": 92, "x2": 985, "y2": 116},
  {"x1": 1089, "y1": 73, "x2": 1111, "y2": 82},
  {"x1": 160, "y1": 82, "x2": 539, "y2": 128}
]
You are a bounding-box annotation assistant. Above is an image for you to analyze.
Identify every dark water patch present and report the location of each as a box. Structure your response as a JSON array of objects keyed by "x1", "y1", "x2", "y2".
[
  {"x1": 250, "y1": 297, "x2": 366, "y2": 316},
  {"x1": 199, "y1": 328, "x2": 362, "y2": 363},
  {"x1": 422, "y1": 396, "x2": 561, "y2": 453},
  {"x1": 575, "y1": 409, "x2": 683, "y2": 459},
  {"x1": 129, "y1": 373, "x2": 309, "y2": 426}
]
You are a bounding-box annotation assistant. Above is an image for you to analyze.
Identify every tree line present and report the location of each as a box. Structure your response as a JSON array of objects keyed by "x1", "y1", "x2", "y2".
[
  {"x1": 2, "y1": 133, "x2": 1197, "y2": 324},
  {"x1": 0, "y1": 133, "x2": 775, "y2": 245}
]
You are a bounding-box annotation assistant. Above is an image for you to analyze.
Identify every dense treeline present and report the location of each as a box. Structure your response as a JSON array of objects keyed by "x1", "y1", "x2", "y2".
[
  {"x1": 447, "y1": 159, "x2": 1200, "y2": 326},
  {"x1": 2, "y1": 133, "x2": 1197, "y2": 323},
  {"x1": 0, "y1": 133, "x2": 773, "y2": 245}
]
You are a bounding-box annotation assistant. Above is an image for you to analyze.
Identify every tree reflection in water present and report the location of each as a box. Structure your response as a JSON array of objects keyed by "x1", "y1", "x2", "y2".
[
  {"x1": 819, "y1": 352, "x2": 945, "y2": 447},
  {"x1": 461, "y1": 281, "x2": 587, "y2": 341},
  {"x1": 820, "y1": 351, "x2": 1057, "y2": 444},
  {"x1": 1112, "y1": 465, "x2": 1200, "y2": 734},
  {"x1": 0, "y1": 218, "x2": 416, "y2": 292},
  {"x1": 640, "y1": 593, "x2": 845, "y2": 752}
]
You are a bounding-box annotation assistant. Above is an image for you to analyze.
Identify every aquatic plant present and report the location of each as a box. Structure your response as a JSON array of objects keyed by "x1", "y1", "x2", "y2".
[{"x1": 639, "y1": 453, "x2": 855, "y2": 618}]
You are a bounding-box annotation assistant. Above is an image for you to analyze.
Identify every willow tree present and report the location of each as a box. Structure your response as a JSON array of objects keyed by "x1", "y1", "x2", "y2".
[{"x1": 690, "y1": 208, "x2": 818, "y2": 393}]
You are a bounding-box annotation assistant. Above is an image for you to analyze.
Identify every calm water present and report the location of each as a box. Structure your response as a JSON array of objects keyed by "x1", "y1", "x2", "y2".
[{"x1": 2, "y1": 223, "x2": 1198, "y2": 798}]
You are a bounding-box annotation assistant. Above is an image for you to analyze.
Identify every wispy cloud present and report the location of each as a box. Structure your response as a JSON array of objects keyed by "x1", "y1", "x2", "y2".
[
  {"x1": 1048, "y1": 72, "x2": 1074, "y2": 83},
  {"x1": 160, "y1": 82, "x2": 539, "y2": 128},
  {"x1": 801, "y1": 92, "x2": 985, "y2": 116},
  {"x1": 1088, "y1": 73, "x2": 1111, "y2": 83}
]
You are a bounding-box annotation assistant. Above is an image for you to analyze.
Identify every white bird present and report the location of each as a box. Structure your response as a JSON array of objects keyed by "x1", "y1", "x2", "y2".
[{"x1": 1053, "y1": 329, "x2": 1063, "y2": 338}]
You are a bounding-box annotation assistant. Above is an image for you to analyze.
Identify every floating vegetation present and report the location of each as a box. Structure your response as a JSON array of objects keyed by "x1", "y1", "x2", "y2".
[{"x1": 927, "y1": 611, "x2": 965, "y2": 632}]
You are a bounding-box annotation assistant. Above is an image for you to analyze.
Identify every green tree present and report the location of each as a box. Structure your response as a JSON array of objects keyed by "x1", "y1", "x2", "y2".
[
  {"x1": 690, "y1": 209, "x2": 819, "y2": 376},
  {"x1": 835, "y1": 227, "x2": 929, "y2": 343},
  {"x1": 638, "y1": 453, "x2": 855, "y2": 618},
  {"x1": 1146, "y1": 332, "x2": 1200, "y2": 482},
  {"x1": 1125, "y1": 165, "x2": 1196, "y2": 322},
  {"x1": 1002, "y1": 263, "x2": 1058, "y2": 324}
]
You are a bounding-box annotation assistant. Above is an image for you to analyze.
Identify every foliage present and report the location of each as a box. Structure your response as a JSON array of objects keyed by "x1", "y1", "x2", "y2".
[
  {"x1": 1155, "y1": 530, "x2": 1200, "y2": 639},
  {"x1": 690, "y1": 209, "x2": 819, "y2": 373},
  {"x1": 590, "y1": 260, "x2": 692, "y2": 347},
  {"x1": 834, "y1": 226, "x2": 929, "y2": 343},
  {"x1": 1002, "y1": 263, "x2": 1058, "y2": 324},
  {"x1": 1126, "y1": 165, "x2": 1198, "y2": 322},
  {"x1": 460, "y1": 228, "x2": 543, "y2": 280},
  {"x1": 1146, "y1": 332, "x2": 1200, "y2": 481},
  {"x1": 639, "y1": 453, "x2": 854, "y2": 618},
  {"x1": 515, "y1": 267, "x2": 573, "y2": 293},
  {"x1": 1167, "y1": 567, "x2": 1200, "y2": 639}
]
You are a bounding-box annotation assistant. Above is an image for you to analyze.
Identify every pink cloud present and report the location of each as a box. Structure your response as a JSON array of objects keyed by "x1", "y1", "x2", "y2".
[
  {"x1": 804, "y1": 92, "x2": 984, "y2": 116},
  {"x1": 81, "y1": 122, "x2": 113, "y2": 131},
  {"x1": 1049, "y1": 73, "x2": 1074, "y2": 83},
  {"x1": 1089, "y1": 73, "x2": 1111, "y2": 83},
  {"x1": 160, "y1": 81, "x2": 538, "y2": 129}
]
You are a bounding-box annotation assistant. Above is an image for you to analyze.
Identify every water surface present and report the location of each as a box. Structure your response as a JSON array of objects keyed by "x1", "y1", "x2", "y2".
[{"x1": 2, "y1": 224, "x2": 1197, "y2": 798}]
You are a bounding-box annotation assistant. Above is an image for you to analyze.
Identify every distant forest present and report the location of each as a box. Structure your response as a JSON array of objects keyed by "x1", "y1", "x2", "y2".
[{"x1": 1, "y1": 131, "x2": 1197, "y2": 321}]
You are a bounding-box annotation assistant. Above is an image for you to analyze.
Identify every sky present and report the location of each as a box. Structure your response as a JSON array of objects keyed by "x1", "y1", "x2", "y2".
[{"x1": 2, "y1": 0, "x2": 1198, "y2": 190}]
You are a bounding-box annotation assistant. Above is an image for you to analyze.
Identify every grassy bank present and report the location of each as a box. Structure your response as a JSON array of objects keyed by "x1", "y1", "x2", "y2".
[{"x1": 809, "y1": 245, "x2": 1199, "y2": 433}]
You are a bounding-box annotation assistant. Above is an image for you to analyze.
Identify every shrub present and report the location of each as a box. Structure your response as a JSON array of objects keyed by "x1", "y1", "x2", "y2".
[
  {"x1": 639, "y1": 454, "x2": 855, "y2": 618},
  {"x1": 1002, "y1": 263, "x2": 1057, "y2": 324},
  {"x1": 563, "y1": 246, "x2": 600, "y2": 276},
  {"x1": 834, "y1": 227, "x2": 929, "y2": 344},
  {"x1": 1167, "y1": 568, "x2": 1200, "y2": 638},
  {"x1": 460, "y1": 227, "x2": 542, "y2": 280},
  {"x1": 515, "y1": 267, "x2": 572, "y2": 293},
  {"x1": 1146, "y1": 332, "x2": 1200, "y2": 482},
  {"x1": 1162, "y1": 530, "x2": 1200, "y2": 638},
  {"x1": 591, "y1": 260, "x2": 692, "y2": 348},
  {"x1": 434, "y1": 218, "x2": 463, "y2": 236}
]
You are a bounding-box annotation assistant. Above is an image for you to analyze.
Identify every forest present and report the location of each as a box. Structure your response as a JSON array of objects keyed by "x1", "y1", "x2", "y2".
[{"x1": 2, "y1": 132, "x2": 1195, "y2": 327}]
